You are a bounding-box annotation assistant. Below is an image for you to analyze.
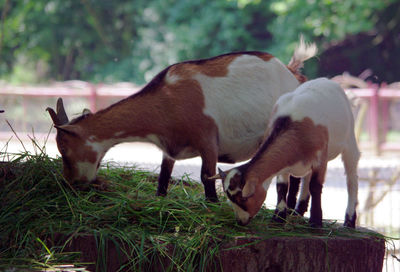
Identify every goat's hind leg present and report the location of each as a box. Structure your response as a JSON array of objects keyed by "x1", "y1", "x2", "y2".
[
  {"x1": 342, "y1": 137, "x2": 360, "y2": 228},
  {"x1": 287, "y1": 176, "x2": 301, "y2": 210},
  {"x1": 309, "y1": 162, "x2": 327, "y2": 228},
  {"x1": 294, "y1": 173, "x2": 311, "y2": 216}
]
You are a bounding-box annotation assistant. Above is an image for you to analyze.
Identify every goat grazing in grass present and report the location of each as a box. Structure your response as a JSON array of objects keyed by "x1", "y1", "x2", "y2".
[
  {"x1": 213, "y1": 78, "x2": 360, "y2": 227},
  {"x1": 47, "y1": 41, "x2": 316, "y2": 202}
]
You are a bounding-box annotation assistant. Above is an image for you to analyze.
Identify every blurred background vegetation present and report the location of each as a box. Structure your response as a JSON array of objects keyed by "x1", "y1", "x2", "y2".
[{"x1": 0, "y1": 0, "x2": 399, "y2": 85}]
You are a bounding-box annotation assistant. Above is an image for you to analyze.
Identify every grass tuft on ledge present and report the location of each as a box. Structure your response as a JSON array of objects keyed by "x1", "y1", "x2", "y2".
[{"x1": 0, "y1": 151, "x2": 388, "y2": 271}]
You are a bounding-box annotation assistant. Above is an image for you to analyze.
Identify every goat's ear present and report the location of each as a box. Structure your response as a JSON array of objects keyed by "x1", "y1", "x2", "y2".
[
  {"x1": 46, "y1": 107, "x2": 60, "y2": 125},
  {"x1": 55, "y1": 124, "x2": 82, "y2": 137},
  {"x1": 242, "y1": 180, "x2": 256, "y2": 198}
]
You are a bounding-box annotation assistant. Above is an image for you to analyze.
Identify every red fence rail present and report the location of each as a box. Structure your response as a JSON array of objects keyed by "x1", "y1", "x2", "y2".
[
  {"x1": 347, "y1": 85, "x2": 400, "y2": 154},
  {"x1": 0, "y1": 81, "x2": 140, "y2": 112},
  {"x1": 1, "y1": 79, "x2": 400, "y2": 154}
]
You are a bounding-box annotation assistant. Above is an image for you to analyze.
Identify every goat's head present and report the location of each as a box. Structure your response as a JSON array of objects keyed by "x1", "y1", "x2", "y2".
[
  {"x1": 47, "y1": 98, "x2": 100, "y2": 186},
  {"x1": 211, "y1": 167, "x2": 267, "y2": 225}
]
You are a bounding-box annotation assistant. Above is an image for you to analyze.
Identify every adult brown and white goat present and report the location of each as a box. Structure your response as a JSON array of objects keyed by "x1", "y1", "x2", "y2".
[
  {"x1": 47, "y1": 43, "x2": 316, "y2": 202},
  {"x1": 215, "y1": 78, "x2": 360, "y2": 227}
]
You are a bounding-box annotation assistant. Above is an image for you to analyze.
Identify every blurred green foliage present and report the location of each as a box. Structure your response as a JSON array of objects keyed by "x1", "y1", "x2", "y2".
[{"x1": 0, "y1": 0, "x2": 398, "y2": 84}]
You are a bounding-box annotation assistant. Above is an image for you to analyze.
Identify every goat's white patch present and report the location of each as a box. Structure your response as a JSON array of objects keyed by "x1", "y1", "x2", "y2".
[
  {"x1": 231, "y1": 202, "x2": 250, "y2": 225},
  {"x1": 277, "y1": 199, "x2": 287, "y2": 212},
  {"x1": 77, "y1": 161, "x2": 98, "y2": 182},
  {"x1": 194, "y1": 55, "x2": 300, "y2": 163},
  {"x1": 86, "y1": 139, "x2": 104, "y2": 155},
  {"x1": 227, "y1": 187, "x2": 241, "y2": 196},
  {"x1": 223, "y1": 169, "x2": 239, "y2": 191},
  {"x1": 277, "y1": 161, "x2": 312, "y2": 179},
  {"x1": 297, "y1": 174, "x2": 311, "y2": 203},
  {"x1": 276, "y1": 174, "x2": 289, "y2": 184},
  {"x1": 147, "y1": 134, "x2": 162, "y2": 147},
  {"x1": 272, "y1": 78, "x2": 355, "y2": 161}
]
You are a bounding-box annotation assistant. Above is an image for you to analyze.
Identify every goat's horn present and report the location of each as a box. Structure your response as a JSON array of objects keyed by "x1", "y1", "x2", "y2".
[
  {"x1": 208, "y1": 173, "x2": 221, "y2": 180},
  {"x1": 208, "y1": 168, "x2": 228, "y2": 180},
  {"x1": 56, "y1": 98, "x2": 69, "y2": 125}
]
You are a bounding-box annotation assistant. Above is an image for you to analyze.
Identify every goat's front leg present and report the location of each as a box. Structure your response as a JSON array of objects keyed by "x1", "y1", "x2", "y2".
[
  {"x1": 156, "y1": 155, "x2": 175, "y2": 196},
  {"x1": 309, "y1": 167, "x2": 326, "y2": 228},
  {"x1": 273, "y1": 174, "x2": 289, "y2": 223}
]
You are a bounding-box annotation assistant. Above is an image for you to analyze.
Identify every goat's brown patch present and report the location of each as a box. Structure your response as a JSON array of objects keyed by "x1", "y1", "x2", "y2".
[
  {"x1": 228, "y1": 117, "x2": 329, "y2": 222},
  {"x1": 71, "y1": 76, "x2": 219, "y2": 162},
  {"x1": 168, "y1": 52, "x2": 274, "y2": 78},
  {"x1": 287, "y1": 66, "x2": 308, "y2": 83},
  {"x1": 247, "y1": 116, "x2": 329, "y2": 183}
]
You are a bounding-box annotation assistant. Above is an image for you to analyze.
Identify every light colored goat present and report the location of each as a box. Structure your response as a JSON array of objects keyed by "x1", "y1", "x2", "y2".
[
  {"x1": 215, "y1": 78, "x2": 360, "y2": 227},
  {"x1": 47, "y1": 43, "x2": 316, "y2": 201}
]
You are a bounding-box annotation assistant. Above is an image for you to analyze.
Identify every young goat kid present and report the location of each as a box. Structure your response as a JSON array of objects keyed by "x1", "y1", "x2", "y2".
[
  {"x1": 215, "y1": 78, "x2": 360, "y2": 227},
  {"x1": 47, "y1": 42, "x2": 316, "y2": 202}
]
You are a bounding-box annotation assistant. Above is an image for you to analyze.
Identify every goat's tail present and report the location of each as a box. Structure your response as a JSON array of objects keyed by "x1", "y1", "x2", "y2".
[{"x1": 287, "y1": 35, "x2": 318, "y2": 83}]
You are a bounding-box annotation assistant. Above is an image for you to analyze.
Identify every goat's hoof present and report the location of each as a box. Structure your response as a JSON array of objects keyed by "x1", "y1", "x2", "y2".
[
  {"x1": 156, "y1": 187, "x2": 168, "y2": 196},
  {"x1": 288, "y1": 209, "x2": 300, "y2": 217},
  {"x1": 156, "y1": 191, "x2": 167, "y2": 197},
  {"x1": 343, "y1": 222, "x2": 356, "y2": 229},
  {"x1": 344, "y1": 213, "x2": 356, "y2": 228},
  {"x1": 272, "y1": 217, "x2": 285, "y2": 224},
  {"x1": 272, "y1": 211, "x2": 287, "y2": 223},
  {"x1": 309, "y1": 221, "x2": 323, "y2": 228},
  {"x1": 293, "y1": 209, "x2": 307, "y2": 217},
  {"x1": 206, "y1": 196, "x2": 219, "y2": 203}
]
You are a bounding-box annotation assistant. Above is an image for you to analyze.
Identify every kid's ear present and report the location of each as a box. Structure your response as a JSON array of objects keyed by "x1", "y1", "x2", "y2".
[{"x1": 242, "y1": 180, "x2": 256, "y2": 198}]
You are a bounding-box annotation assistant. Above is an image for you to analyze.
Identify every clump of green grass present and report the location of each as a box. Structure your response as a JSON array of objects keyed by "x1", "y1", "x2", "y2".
[{"x1": 0, "y1": 150, "x2": 388, "y2": 272}]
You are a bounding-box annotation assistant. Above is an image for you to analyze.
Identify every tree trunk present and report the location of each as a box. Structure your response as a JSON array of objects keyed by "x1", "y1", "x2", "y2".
[
  {"x1": 216, "y1": 230, "x2": 385, "y2": 272},
  {"x1": 62, "y1": 228, "x2": 385, "y2": 272}
]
